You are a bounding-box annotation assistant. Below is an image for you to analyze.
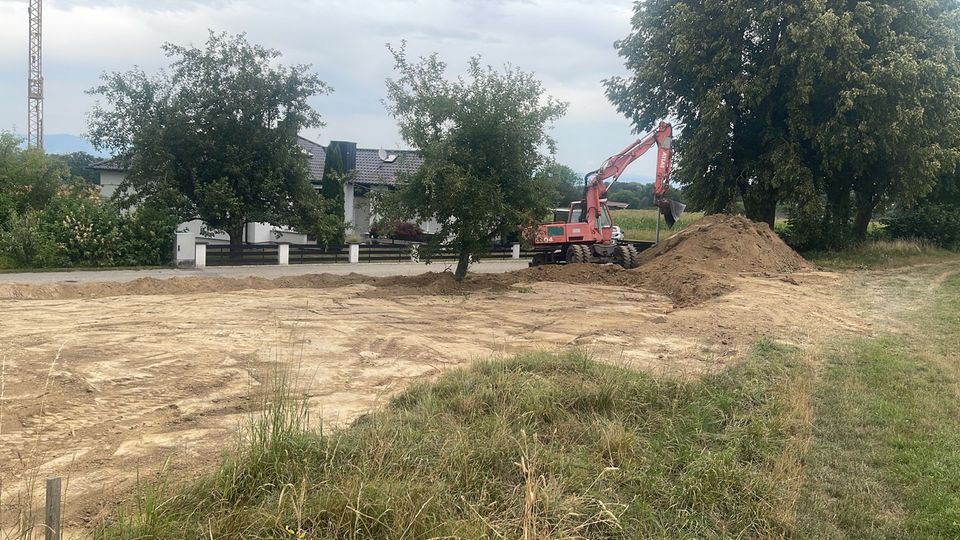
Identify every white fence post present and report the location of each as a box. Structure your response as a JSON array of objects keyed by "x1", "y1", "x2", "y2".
[
  {"x1": 511, "y1": 242, "x2": 521, "y2": 259},
  {"x1": 195, "y1": 243, "x2": 207, "y2": 269},
  {"x1": 278, "y1": 243, "x2": 290, "y2": 266},
  {"x1": 410, "y1": 243, "x2": 421, "y2": 263},
  {"x1": 349, "y1": 243, "x2": 360, "y2": 264}
]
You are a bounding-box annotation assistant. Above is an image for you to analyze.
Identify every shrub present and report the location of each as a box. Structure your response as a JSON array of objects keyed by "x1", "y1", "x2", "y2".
[
  {"x1": 0, "y1": 210, "x2": 63, "y2": 267},
  {"x1": 41, "y1": 187, "x2": 123, "y2": 267},
  {"x1": 370, "y1": 220, "x2": 425, "y2": 242},
  {"x1": 116, "y1": 203, "x2": 179, "y2": 266},
  {"x1": 881, "y1": 203, "x2": 960, "y2": 250}
]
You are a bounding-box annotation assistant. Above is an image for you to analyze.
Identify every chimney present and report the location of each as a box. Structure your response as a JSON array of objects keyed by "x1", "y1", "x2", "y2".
[{"x1": 329, "y1": 141, "x2": 357, "y2": 172}]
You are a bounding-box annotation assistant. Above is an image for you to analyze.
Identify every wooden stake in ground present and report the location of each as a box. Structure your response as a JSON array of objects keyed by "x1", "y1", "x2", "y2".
[{"x1": 45, "y1": 477, "x2": 61, "y2": 540}]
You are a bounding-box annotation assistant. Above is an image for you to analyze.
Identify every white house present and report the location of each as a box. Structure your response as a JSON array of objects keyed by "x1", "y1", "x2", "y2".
[{"x1": 90, "y1": 136, "x2": 439, "y2": 246}]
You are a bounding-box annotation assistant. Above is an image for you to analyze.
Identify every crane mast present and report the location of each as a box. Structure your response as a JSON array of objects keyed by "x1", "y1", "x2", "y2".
[{"x1": 27, "y1": 0, "x2": 43, "y2": 150}]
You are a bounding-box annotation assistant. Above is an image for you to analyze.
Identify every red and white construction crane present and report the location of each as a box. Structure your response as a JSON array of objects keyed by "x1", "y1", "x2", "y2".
[{"x1": 27, "y1": 0, "x2": 44, "y2": 150}]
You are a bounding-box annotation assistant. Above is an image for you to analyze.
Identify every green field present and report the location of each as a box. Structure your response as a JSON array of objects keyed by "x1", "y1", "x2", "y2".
[{"x1": 610, "y1": 209, "x2": 703, "y2": 241}]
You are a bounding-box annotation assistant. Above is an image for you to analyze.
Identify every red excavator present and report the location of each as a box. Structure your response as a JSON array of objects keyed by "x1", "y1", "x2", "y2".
[{"x1": 530, "y1": 121, "x2": 684, "y2": 268}]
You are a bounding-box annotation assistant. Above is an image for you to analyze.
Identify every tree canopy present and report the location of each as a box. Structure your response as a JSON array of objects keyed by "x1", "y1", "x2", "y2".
[
  {"x1": 536, "y1": 162, "x2": 583, "y2": 209},
  {"x1": 87, "y1": 31, "x2": 339, "y2": 248},
  {"x1": 606, "y1": 0, "x2": 960, "y2": 247},
  {"x1": 382, "y1": 44, "x2": 567, "y2": 279},
  {"x1": 52, "y1": 151, "x2": 101, "y2": 186},
  {"x1": 0, "y1": 132, "x2": 67, "y2": 223},
  {"x1": 607, "y1": 182, "x2": 686, "y2": 210}
]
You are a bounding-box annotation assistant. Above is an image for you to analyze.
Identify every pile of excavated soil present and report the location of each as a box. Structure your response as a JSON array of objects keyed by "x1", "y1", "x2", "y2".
[
  {"x1": 503, "y1": 214, "x2": 811, "y2": 306},
  {"x1": 635, "y1": 214, "x2": 809, "y2": 275},
  {"x1": 630, "y1": 214, "x2": 810, "y2": 305}
]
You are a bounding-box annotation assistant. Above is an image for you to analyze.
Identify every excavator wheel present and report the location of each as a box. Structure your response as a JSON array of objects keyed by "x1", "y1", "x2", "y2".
[
  {"x1": 625, "y1": 244, "x2": 640, "y2": 269},
  {"x1": 566, "y1": 244, "x2": 588, "y2": 264},
  {"x1": 614, "y1": 245, "x2": 631, "y2": 269}
]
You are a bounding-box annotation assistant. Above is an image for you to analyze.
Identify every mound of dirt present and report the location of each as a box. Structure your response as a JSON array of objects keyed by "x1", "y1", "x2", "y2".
[
  {"x1": 631, "y1": 214, "x2": 810, "y2": 305},
  {"x1": 506, "y1": 214, "x2": 811, "y2": 306},
  {"x1": 635, "y1": 214, "x2": 809, "y2": 274}
]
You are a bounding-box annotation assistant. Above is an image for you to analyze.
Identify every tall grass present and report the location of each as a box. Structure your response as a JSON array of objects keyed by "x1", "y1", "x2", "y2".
[
  {"x1": 610, "y1": 209, "x2": 703, "y2": 241},
  {"x1": 97, "y1": 342, "x2": 804, "y2": 539},
  {"x1": 806, "y1": 238, "x2": 957, "y2": 270}
]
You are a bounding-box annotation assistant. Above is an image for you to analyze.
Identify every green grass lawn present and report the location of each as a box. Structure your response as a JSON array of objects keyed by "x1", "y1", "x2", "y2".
[
  {"x1": 796, "y1": 273, "x2": 960, "y2": 537},
  {"x1": 610, "y1": 209, "x2": 703, "y2": 241}
]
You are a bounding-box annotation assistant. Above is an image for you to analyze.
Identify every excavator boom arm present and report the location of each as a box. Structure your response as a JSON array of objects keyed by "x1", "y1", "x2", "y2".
[{"x1": 580, "y1": 121, "x2": 681, "y2": 227}]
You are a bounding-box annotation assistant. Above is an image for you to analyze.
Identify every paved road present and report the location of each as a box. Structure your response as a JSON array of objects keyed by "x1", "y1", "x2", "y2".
[{"x1": 0, "y1": 260, "x2": 531, "y2": 285}]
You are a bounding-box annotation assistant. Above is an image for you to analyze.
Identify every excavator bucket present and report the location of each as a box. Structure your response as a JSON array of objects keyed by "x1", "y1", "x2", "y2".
[{"x1": 658, "y1": 200, "x2": 687, "y2": 228}]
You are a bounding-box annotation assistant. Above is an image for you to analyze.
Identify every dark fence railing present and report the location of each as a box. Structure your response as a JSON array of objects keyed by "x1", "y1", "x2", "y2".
[
  {"x1": 200, "y1": 242, "x2": 534, "y2": 267},
  {"x1": 290, "y1": 245, "x2": 348, "y2": 264},
  {"x1": 205, "y1": 244, "x2": 279, "y2": 266}
]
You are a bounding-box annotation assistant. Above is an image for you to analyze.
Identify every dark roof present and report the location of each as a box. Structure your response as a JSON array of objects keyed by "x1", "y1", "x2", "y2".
[
  {"x1": 297, "y1": 136, "x2": 327, "y2": 180},
  {"x1": 354, "y1": 147, "x2": 423, "y2": 186},
  {"x1": 89, "y1": 158, "x2": 123, "y2": 171},
  {"x1": 87, "y1": 137, "x2": 423, "y2": 186}
]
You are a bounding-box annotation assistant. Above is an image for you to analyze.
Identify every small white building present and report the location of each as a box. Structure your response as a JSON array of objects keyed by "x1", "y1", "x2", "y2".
[{"x1": 90, "y1": 136, "x2": 438, "y2": 247}]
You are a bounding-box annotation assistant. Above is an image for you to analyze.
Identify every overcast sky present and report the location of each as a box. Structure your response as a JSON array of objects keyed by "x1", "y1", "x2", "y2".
[{"x1": 0, "y1": 0, "x2": 658, "y2": 178}]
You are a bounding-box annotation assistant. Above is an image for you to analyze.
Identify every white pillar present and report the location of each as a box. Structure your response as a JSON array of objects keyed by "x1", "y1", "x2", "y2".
[
  {"x1": 343, "y1": 182, "x2": 355, "y2": 233},
  {"x1": 195, "y1": 243, "x2": 207, "y2": 269},
  {"x1": 349, "y1": 243, "x2": 360, "y2": 264},
  {"x1": 511, "y1": 242, "x2": 521, "y2": 259},
  {"x1": 278, "y1": 243, "x2": 290, "y2": 266},
  {"x1": 410, "y1": 243, "x2": 421, "y2": 263}
]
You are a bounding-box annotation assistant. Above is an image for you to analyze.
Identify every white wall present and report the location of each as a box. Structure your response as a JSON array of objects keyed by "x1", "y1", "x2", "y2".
[{"x1": 98, "y1": 171, "x2": 126, "y2": 199}]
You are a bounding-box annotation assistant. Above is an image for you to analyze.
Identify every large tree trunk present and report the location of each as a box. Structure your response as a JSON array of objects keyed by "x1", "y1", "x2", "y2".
[
  {"x1": 227, "y1": 222, "x2": 245, "y2": 261},
  {"x1": 822, "y1": 176, "x2": 854, "y2": 249},
  {"x1": 744, "y1": 189, "x2": 778, "y2": 229},
  {"x1": 852, "y1": 198, "x2": 875, "y2": 242},
  {"x1": 454, "y1": 250, "x2": 470, "y2": 282}
]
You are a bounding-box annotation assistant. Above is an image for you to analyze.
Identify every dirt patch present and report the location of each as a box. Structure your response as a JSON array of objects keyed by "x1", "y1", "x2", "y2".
[{"x1": 0, "y1": 272, "x2": 512, "y2": 301}]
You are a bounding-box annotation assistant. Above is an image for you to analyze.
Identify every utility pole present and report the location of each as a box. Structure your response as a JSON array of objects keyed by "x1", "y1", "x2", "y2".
[{"x1": 27, "y1": 0, "x2": 43, "y2": 150}]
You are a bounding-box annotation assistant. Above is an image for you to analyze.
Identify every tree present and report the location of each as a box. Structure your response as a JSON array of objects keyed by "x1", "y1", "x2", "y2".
[
  {"x1": 382, "y1": 45, "x2": 566, "y2": 280},
  {"x1": 53, "y1": 152, "x2": 101, "y2": 186},
  {"x1": 87, "y1": 32, "x2": 337, "y2": 253},
  {"x1": 536, "y1": 162, "x2": 582, "y2": 208},
  {"x1": 0, "y1": 132, "x2": 67, "y2": 223},
  {"x1": 606, "y1": 0, "x2": 960, "y2": 244},
  {"x1": 606, "y1": 182, "x2": 686, "y2": 209}
]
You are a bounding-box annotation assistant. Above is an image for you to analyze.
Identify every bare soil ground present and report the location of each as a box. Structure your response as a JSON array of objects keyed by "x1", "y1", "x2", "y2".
[{"x1": 0, "y1": 216, "x2": 889, "y2": 532}]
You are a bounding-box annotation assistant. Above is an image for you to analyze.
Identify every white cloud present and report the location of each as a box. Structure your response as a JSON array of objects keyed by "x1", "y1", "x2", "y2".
[{"x1": 0, "y1": 0, "x2": 654, "y2": 174}]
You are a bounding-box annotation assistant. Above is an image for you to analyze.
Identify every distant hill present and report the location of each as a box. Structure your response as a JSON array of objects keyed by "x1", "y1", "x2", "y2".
[
  {"x1": 12, "y1": 133, "x2": 107, "y2": 157},
  {"x1": 43, "y1": 134, "x2": 106, "y2": 157}
]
